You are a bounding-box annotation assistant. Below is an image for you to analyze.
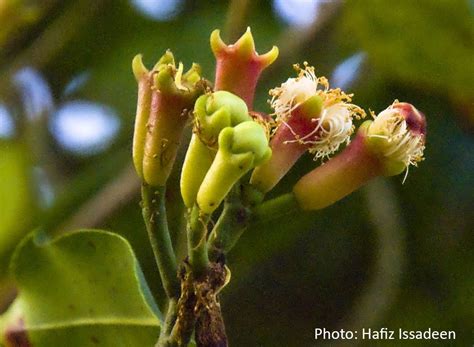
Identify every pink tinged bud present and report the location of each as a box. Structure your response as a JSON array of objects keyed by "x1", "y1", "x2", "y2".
[
  {"x1": 293, "y1": 102, "x2": 426, "y2": 210},
  {"x1": 132, "y1": 53, "x2": 205, "y2": 186},
  {"x1": 366, "y1": 101, "x2": 426, "y2": 178},
  {"x1": 392, "y1": 102, "x2": 426, "y2": 135},
  {"x1": 293, "y1": 126, "x2": 381, "y2": 210},
  {"x1": 250, "y1": 96, "x2": 323, "y2": 193},
  {"x1": 132, "y1": 55, "x2": 153, "y2": 180},
  {"x1": 141, "y1": 86, "x2": 190, "y2": 186},
  {"x1": 251, "y1": 64, "x2": 364, "y2": 193},
  {"x1": 211, "y1": 27, "x2": 279, "y2": 108}
]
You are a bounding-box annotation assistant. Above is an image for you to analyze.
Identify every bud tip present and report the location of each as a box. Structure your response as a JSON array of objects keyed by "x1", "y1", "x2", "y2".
[{"x1": 132, "y1": 54, "x2": 148, "y2": 81}]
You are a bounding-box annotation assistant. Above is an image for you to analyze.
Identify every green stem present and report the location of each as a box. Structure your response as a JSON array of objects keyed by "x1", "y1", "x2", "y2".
[
  {"x1": 208, "y1": 190, "x2": 299, "y2": 258},
  {"x1": 163, "y1": 299, "x2": 178, "y2": 336},
  {"x1": 157, "y1": 298, "x2": 179, "y2": 347},
  {"x1": 141, "y1": 184, "x2": 180, "y2": 299},
  {"x1": 187, "y1": 204, "x2": 210, "y2": 278},
  {"x1": 208, "y1": 185, "x2": 250, "y2": 260},
  {"x1": 251, "y1": 193, "x2": 299, "y2": 224}
]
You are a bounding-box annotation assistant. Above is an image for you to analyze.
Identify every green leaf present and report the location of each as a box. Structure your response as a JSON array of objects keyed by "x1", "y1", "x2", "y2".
[{"x1": 1, "y1": 229, "x2": 161, "y2": 346}]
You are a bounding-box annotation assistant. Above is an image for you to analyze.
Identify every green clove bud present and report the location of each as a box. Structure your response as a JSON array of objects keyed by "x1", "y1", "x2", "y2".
[
  {"x1": 180, "y1": 91, "x2": 252, "y2": 208},
  {"x1": 196, "y1": 121, "x2": 272, "y2": 214}
]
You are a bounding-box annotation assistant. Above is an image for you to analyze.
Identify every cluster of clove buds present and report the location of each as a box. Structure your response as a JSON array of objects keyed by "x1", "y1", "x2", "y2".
[
  {"x1": 133, "y1": 28, "x2": 426, "y2": 216},
  {"x1": 131, "y1": 27, "x2": 426, "y2": 347}
]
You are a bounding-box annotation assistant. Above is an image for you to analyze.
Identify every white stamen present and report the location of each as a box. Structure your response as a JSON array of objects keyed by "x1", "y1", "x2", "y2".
[
  {"x1": 368, "y1": 106, "x2": 425, "y2": 182},
  {"x1": 270, "y1": 63, "x2": 365, "y2": 160},
  {"x1": 306, "y1": 104, "x2": 355, "y2": 160},
  {"x1": 270, "y1": 65, "x2": 320, "y2": 123}
]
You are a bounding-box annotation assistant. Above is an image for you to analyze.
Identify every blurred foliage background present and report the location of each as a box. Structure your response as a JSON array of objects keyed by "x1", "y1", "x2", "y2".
[{"x1": 0, "y1": 0, "x2": 473, "y2": 346}]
